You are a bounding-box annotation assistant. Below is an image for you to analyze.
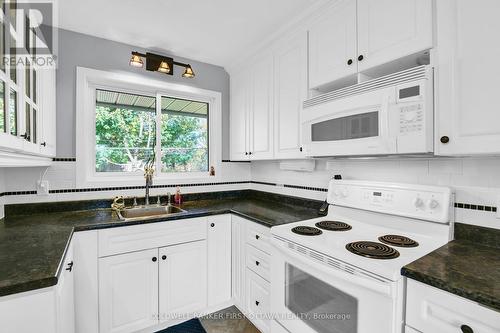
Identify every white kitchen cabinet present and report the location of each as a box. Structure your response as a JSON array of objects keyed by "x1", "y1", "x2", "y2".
[
  {"x1": 357, "y1": 0, "x2": 433, "y2": 72},
  {"x1": 39, "y1": 67, "x2": 57, "y2": 157},
  {"x1": 435, "y1": 0, "x2": 500, "y2": 155},
  {"x1": 231, "y1": 215, "x2": 247, "y2": 309},
  {"x1": 56, "y1": 242, "x2": 75, "y2": 333},
  {"x1": 308, "y1": 0, "x2": 357, "y2": 89},
  {"x1": 230, "y1": 54, "x2": 274, "y2": 160},
  {"x1": 230, "y1": 71, "x2": 250, "y2": 160},
  {"x1": 99, "y1": 248, "x2": 159, "y2": 333},
  {"x1": 159, "y1": 240, "x2": 207, "y2": 322},
  {"x1": 308, "y1": 0, "x2": 433, "y2": 90},
  {"x1": 273, "y1": 31, "x2": 307, "y2": 159},
  {"x1": 207, "y1": 215, "x2": 232, "y2": 307},
  {"x1": 246, "y1": 268, "x2": 271, "y2": 333},
  {"x1": 406, "y1": 279, "x2": 500, "y2": 333}
]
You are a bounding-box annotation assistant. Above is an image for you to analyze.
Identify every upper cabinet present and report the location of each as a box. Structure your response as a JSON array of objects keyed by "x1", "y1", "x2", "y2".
[
  {"x1": 308, "y1": 0, "x2": 357, "y2": 89},
  {"x1": 273, "y1": 31, "x2": 307, "y2": 159},
  {"x1": 230, "y1": 53, "x2": 274, "y2": 161},
  {"x1": 435, "y1": 0, "x2": 500, "y2": 155},
  {"x1": 308, "y1": 0, "x2": 433, "y2": 90},
  {"x1": 356, "y1": 0, "x2": 433, "y2": 72}
]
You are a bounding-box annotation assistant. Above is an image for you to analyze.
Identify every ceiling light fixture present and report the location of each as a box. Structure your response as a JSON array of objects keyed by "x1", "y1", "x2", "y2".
[{"x1": 129, "y1": 51, "x2": 195, "y2": 78}]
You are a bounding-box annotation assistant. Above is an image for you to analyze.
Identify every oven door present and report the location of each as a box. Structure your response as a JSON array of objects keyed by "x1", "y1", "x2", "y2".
[
  {"x1": 301, "y1": 87, "x2": 398, "y2": 157},
  {"x1": 270, "y1": 237, "x2": 404, "y2": 333}
]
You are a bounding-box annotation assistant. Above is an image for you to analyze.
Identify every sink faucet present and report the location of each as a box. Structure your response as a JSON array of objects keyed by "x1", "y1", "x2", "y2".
[{"x1": 144, "y1": 157, "x2": 155, "y2": 206}]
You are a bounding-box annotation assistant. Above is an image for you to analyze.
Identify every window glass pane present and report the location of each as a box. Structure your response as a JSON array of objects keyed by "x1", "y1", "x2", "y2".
[
  {"x1": 9, "y1": 0, "x2": 16, "y2": 29},
  {"x1": 160, "y1": 96, "x2": 208, "y2": 173},
  {"x1": 25, "y1": 61, "x2": 29, "y2": 98},
  {"x1": 9, "y1": 88, "x2": 16, "y2": 135},
  {"x1": 0, "y1": 81, "x2": 4, "y2": 132},
  {"x1": 32, "y1": 107, "x2": 36, "y2": 143},
  {"x1": 33, "y1": 68, "x2": 36, "y2": 103},
  {"x1": 9, "y1": 46, "x2": 15, "y2": 83},
  {"x1": 0, "y1": 21, "x2": 4, "y2": 73},
  {"x1": 95, "y1": 89, "x2": 156, "y2": 172}
]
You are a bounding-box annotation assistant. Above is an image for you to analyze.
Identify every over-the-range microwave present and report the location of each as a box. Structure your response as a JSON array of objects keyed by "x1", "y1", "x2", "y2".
[{"x1": 301, "y1": 65, "x2": 434, "y2": 157}]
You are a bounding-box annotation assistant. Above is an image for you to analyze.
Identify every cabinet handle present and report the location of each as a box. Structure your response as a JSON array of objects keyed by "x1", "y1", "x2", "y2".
[
  {"x1": 40, "y1": 142, "x2": 47, "y2": 147},
  {"x1": 255, "y1": 235, "x2": 260, "y2": 240},
  {"x1": 347, "y1": 59, "x2": 353, "y2": 65},
  {"x1": 255, "y1": 300, "x2": 260, "y2": 306},
  {"x1": 210, "y1": 223, "x2": 215, "y2": 227},
  {"x1": 65, "y1": 261, "x2": 73, "y2": 272},
  {"x1": 460, "y1": 325, "x2": 473, "y2": 333},
  {"x1": 358, "y1": 55, "x2": 364, "y2": 61},
  {"x1": 21, "y1": 133, "x2": 30, "y2": 141},
  {"x1": 152, "y1": 257, "x2": 157, "y2": 262},
  {"x1": 440, "y1": 136, "x2": 450, "y2": 144},
  {"x1": 255, "y1": 261, "x2": 260, "y2": 266},
  {"x1": 162, "y1": 255, "x2": 167, "y2": 260}
]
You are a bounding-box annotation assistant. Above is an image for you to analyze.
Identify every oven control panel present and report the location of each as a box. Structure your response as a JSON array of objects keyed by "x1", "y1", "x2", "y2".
[{"x1": 328, "y1": 180, "x2": 452, "y2": 223}]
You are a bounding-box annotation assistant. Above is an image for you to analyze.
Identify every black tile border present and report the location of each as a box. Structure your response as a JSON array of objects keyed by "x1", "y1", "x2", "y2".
[
  {"x1": 52, "y1": 158, "x2": 76, "y2": 162},
  {"x1": 454, "y1": 202, "x2": 497, "y2": 212},
  {"x1": 221, "y1": 160, "x2": 251, "y2": 163}
]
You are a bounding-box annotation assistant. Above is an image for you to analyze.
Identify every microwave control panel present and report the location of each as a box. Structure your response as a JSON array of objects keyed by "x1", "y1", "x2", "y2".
[{"x1": 399, "y1": 102, "x2": 424, "y2": 134}]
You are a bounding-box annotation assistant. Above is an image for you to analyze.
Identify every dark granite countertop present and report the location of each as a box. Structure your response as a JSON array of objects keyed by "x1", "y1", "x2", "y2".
[
  {"x1": 0, "y1": 190, "x2": 322, "y2": 297},
  {"x1": 402, "y1": 223, "x2": 500, "y2": 312}
]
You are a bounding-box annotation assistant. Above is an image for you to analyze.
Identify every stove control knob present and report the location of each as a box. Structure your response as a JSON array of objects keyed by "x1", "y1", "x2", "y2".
[
  {"x1": 413, "y1": 197, "x2": 424, "y2": 208},
  {"x1": 427, "y1": 199, "x2": 439, "y2": 209}
]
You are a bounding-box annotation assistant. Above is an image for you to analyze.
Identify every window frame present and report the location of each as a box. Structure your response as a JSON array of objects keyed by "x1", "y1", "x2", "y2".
[{"x1": 76, "y1": 66, "x2": 222, "y2": 187}]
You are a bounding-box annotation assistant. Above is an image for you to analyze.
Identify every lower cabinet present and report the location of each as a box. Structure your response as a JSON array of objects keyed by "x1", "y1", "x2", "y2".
[
  {"x1": 159, "y1": 240, "x2": 208, "y2": 322},
  {"x1": 406, "y1": 279, "x2": 500, "y2": 333},
  {"x1": 246, "y1": 269, "x2": 271, "y2": 333},
  {"x1": 99, "y1": 240, "x2": 207, "y2": 333},
  {"x1": 56, "y1": 241, "x2": 75, "y2": 333},
  {"x1": 99, "y1": 248, "x2": 159, "y2": 333}
]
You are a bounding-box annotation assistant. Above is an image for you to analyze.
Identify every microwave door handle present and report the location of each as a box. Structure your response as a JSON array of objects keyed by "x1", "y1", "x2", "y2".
[
  {"x1": 381, "y1": 93, "x2": 397, "y2": 149},
  {"x1": 272, "y1": 240, "x2": 392, "y2": 296}
]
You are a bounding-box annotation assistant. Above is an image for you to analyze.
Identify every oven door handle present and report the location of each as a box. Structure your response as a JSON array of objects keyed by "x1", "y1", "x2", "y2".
[{"x1": 273, "y1": 241, "x2": 394, "y2": 296}]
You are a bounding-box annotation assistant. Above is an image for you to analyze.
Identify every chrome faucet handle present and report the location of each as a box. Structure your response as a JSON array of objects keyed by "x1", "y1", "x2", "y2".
[
  {"x1": 133, "y1": 197, "x2": 138, "y2": 206},
  {"x1": 157, "y1": 196, "x2": 161, "y2": 205},
  {"x1": 166, "y1": 192, "x2": 172, "y2": 205}
]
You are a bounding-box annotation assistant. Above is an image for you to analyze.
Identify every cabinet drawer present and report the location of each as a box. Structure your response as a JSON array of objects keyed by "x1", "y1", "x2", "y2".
[
  {"x1": 98, "y1": 217, "x2": 207, "y2": 257},
  {"x1": 406, "y1": 279, "x2": 500, "y2": 333},
  {"x1": 246, "y1": 269, "x2": 270, "y2": 333},
  {"x1": 246, "y1": 222, "x2": 271, "y2": 254},
  {"x1": 246, "y1": 244, "x2": 270, "y2": 281}
]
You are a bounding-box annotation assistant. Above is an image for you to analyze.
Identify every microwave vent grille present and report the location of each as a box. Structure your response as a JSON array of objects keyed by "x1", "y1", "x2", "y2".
[
  {"x1": 303, "y1": 65, "x2": 431, "y2": 109},
  {"x1": 279, "y1": 237, "x2": 389, "y2": 283}
]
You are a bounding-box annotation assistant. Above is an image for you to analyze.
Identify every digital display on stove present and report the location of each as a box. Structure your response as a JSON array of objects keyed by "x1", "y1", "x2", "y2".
[{"x1": 373, "y1": 192, "x2": 382, "y2": 197}]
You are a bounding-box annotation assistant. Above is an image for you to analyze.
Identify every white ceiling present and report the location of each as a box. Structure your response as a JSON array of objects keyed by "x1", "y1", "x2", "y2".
[{"x1": 56, "y1": 0, "x2": 321, "y2": 68}]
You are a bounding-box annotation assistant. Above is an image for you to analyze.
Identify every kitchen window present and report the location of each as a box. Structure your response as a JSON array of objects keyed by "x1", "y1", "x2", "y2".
[
  {"x1": 76, "y1": 67, "x2": 222, "y2": 187},
  {"x1": 94, "y1": 90, "x2": 209, "y2": 174}
]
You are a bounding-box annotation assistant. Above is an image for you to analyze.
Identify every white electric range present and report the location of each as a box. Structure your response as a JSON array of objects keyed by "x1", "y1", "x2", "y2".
[{"x1": 270, "y1": 179, "x2": 454, "y2": 333}]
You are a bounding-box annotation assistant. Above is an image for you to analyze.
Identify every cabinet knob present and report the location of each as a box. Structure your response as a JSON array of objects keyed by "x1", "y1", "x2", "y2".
[
  {"x1": 41, "y1": 142, "x2": 47, "y2": 147},
  {"x1": 347, "y1": 59, "x2": 353, "y2": 65},
  {"x1": 249, "y1": 152, "x2": 252, "y2": 155},
  {"x1": 255, "y1": 300, "x2": 260, "y2": 306},
  {"x1": 255, "y1": 235, "x2": 260, "y2": 240},
  {"x1": 460, "y1": 325, "x2": 473, "y2": 333},
  {"x1": 299, "y1": 147, "x2": 303, "y2": 152},
  {"x1": 245, "y1": 152, "x2": 248, "y2": 155},
  {"x1": 358, "y1": 55, "x2": 364, "y2": 61},
  {"x1": 65, "y1": 261, "x2": 74, "y2": 272},
  {"x1": 255, "y1": 261, "x2": 260, "y2": 266},
  {"x1": 440, "y1": 136, "x2": 450, "y2": 144},
  {"x1": 210, "y1": 223, "x2": 215, "y2": 227},
  {"x1": 162, "y1": 255, "x2": 167, "y2": 260},
  {"x1": 152, "y1": 257, "x2": 157, "y2": 262}
]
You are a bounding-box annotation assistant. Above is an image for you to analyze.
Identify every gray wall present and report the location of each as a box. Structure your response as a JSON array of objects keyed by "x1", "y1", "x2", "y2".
[{"x1": 55, "y1": 28, "x2": 230, "y2": 158}]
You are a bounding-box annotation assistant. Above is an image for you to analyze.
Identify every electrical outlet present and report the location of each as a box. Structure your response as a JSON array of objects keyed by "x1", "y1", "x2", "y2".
[{"x1": 37, "y1": 180, "x2": 49, "y2": 196}]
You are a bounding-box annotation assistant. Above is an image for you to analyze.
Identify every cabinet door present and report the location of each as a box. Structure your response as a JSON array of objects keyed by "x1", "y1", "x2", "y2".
[
  {"x1": 99, "y1": 249, "x2": 159, "y2": 333},
  {"x1": 308, "y1": 0, "x2": 357, "y2": 89},
  {"x1": 230, "y1": 71, "x2": 250, "y2": 160},
  {"x1": 246, "y1": 268, "x2": 271, "y2": 333},
  {"x1": 39, "y1": 67, "x2": 56, "y2": 157},
  {"x1": 357, "y1": 0, "x2": 433, "y2": 72},
  {"x1": 207, "y1": 215, "x2": 232, "y2": 307},
  {"x1": 159, "y1": 240, "x2": 207, "y2": 322},
  {"x1": 274, "y1": 31, "x2": 307, "y2": 159},
  {"x1": 435, "y1": 0, "x2": 500, "y2": 155},
  {"x1": 249, "y1": 54, "x2": 274, "y2": 159},
  {"x1": 231, "y1": 215, "x2": 246, "y2": 309},
  {"x1": 57, "y1": 242, "x2": 75, "y2": 333}
]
